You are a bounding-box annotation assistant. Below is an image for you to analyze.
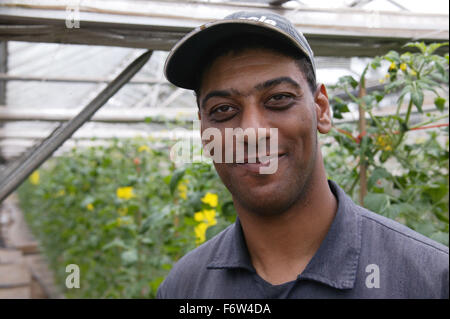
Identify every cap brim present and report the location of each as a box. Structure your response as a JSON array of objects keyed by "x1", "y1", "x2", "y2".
[{"x1": 164, "y1": 19, "x2": 311, "y2": 90}]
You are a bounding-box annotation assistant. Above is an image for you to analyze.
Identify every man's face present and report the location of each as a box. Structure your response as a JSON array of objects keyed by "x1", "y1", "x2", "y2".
[{"x1": 198, "y1": 48, "x2": 329, "y2": 216}]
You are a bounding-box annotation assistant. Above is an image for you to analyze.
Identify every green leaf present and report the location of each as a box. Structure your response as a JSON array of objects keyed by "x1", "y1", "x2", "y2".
[
  {"x1": 371, "y1": 56, "x2": 382, "y2": 69},
  {"x1": 368, "y1": 167, "x2": 391, "y2": 189},
  {"x1": 426, "y1": 42, "x2": 449, "y2": 55},
  {"x1": 169, "y1": 167, "x2": 186, "y2": 195},
  {"x1": 339, "y1": 75, "x2": 359, "y2": 89},
  {"x1": 430, "y1": 232, "x2": 449, "y2": 246},
  {"x1": 221, "y1": 201, "x2": 237, "y2": 219},
  {"x1": 423, "y1": 184, "x2": 448, "y2": 202},
  {"x1": 80, "y1": 195, "x2": 95, "y2": 207},
  {"x1": 121, "y1": 249, "x2": 138, "y2": 265},
  {"x1": 205, "y1": 222, "x2": 228, "y2": 241},
  {"x1": 336, "y1": 103, "x2": 350, "y2": 112},
  {"x1": 161, "y1": 264, "x2": 172, "y2": 271},
  {"x1": 404, "y1": 42, "x2": 427, "y2": 54},
  {"x1": 385, "y1": 79, "x2": 403, "y2": 92},
  {"x1": 374, "y1": 91, "x2": 384, "y2": 103},
  {"x1": 149, "y1": 277, "x2": 165, "y2": 293},
  {"x1": 139, "y1": 217, "x2": 152, "y2": 234},
  {"x1": 102, "y1": 238, "x2": 127, "y2": 251},
  {"x1": 411, "y1": 86, "x2": 424, "y2": 112},
  {"x1": 385, "y1": 50, "x2": 401, "y2": 63},
  {"x1": 384, "y1": 204, "x2": 403, "y2": 219},
  {"x1": 434, "y1": 60, "x2": 447, "y2": 77},
  {"x1": 331, "y1": 100, "x2": 350, "y2": 119},
  {"x1": 141, "y1": 237, "x2": 154, "y2": 246},
  {"x1": 364, "y1": 193, "x2": 390, "y2": 213},
  {"x1": 434, "y1": 97, "x2": 446, "y2": 112}
]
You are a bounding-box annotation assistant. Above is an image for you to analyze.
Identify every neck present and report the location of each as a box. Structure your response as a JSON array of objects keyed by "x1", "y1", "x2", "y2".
[{"x1": 234, "y1": 155, "x2": 337, "y2": 285}]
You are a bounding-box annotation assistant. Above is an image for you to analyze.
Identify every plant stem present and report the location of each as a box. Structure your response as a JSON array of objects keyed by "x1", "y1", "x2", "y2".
[
  {"x1": 392, "y1": 99, "x2": 414, "y2": 151},
  {"x1": 404, "y1": 98, "x2": 414, "y2": 126},
  {"x1": 358, "y1": 84, "x2": 368, "y2": 206},
  {"x1": 391, "y1": 174, "x2": 406, "y2": 192},
  {"x1": 367, "y1": 109, "x2": 394, "y2": 137},
  {"x1": 410, "y1": 113, "x2": 449, "y2": 129}
]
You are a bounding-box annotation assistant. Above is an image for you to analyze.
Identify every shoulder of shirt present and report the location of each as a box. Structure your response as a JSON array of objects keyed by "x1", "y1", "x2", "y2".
[
  {"x1": 156, "y1": 222, "x2": 234, "y2": 298},
  {"x1": 174, "y1": 222, "x2": 235, "y2": 269},
  {"x1": 356, "y1": 204, "x2": 448, "y2": 256}
]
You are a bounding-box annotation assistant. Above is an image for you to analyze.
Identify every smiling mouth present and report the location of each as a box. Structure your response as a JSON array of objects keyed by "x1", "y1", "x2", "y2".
[{"x1": 235, "y1": 153, "x2": 286, "y2": 166}]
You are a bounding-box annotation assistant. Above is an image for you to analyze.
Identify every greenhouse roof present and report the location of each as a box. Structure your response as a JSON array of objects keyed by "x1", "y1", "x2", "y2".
[{"x1": 0, "y1": 0, "x2": 448, "y2": 199}]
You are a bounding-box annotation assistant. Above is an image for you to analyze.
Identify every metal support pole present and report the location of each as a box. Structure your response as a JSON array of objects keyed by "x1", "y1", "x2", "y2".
[
  {"x1": 358, "y1": 85, "x2": 367, "y2": 206},
  {"x1": 0, "y1": 50, "x2": 153, "y2": 203},
  {"x1": 0, "y1": 41, "x2": 7, "y2": 166}
]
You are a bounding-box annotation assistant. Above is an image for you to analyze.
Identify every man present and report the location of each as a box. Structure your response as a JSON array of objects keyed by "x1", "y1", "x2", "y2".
[{"x1": 157, "y1": 11, "x2": 449, "y2": 298}]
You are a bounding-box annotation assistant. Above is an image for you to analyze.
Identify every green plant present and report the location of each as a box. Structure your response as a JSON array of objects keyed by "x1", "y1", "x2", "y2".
[
  {"x1": 327, "y1": 42, "x2": 449, "y2": 245},
  {"x1": 18, "y1": 138, "x2": 235, "y2": 298},
  {"x1": 16, "y1": 42, "x2": 449, "y2": 299}
]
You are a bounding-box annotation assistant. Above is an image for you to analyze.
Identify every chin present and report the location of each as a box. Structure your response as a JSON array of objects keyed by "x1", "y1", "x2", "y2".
[
  {"x1": 243, "y1": 185, "x2": 301, "y2": 215},
  {"x1": 227, "y1": 176, "x2": 303, "y2": 217},
  {"x1": 213, "y1": 156, "x2": 314, "y2": 217}
]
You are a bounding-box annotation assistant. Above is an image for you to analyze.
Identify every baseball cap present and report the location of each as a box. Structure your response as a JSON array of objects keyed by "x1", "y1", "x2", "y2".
[{"x1": 164, "y1": 11, "x2": 316, "y2": 90}]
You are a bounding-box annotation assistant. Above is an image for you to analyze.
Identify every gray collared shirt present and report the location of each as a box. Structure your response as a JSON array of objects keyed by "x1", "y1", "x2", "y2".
[{"x1": 157, "y1": 180, "x2": 449, "y2": 299}]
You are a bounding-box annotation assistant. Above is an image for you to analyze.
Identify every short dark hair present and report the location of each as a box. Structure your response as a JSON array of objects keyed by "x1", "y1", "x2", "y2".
[{"x1": 193, "y1": 33, "x2": 317, "y2": 107}]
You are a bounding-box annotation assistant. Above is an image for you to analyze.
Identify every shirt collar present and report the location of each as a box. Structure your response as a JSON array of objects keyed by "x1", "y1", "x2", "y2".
[
  {"x1": 206, "y1": 215, "x2": 255, "y2": 273},
  {"x1": 207, "y1": 180, "x2": 362, "y2": 290}
]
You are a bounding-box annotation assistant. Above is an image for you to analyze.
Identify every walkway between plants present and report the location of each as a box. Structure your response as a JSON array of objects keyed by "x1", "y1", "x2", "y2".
[{"x1": 0, "y1": 195, "x2": 62, "y2": 298}]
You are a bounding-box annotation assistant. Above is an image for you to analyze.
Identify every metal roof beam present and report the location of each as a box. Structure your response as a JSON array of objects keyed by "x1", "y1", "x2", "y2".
[
  {"x1": 0, "y1": 0, "x2": 448, "y2": 57},
  {"x1": 0, "y1": 50, "x2": 153, "y2": 202}
]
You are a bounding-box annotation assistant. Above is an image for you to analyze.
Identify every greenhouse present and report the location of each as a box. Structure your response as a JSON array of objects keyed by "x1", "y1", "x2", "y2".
[{"x1": 0, "y1": 0, "x2": 448, "y2": 301}]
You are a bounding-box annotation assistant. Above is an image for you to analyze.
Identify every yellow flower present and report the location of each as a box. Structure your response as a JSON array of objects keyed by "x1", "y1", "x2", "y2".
[
  {"x1": 376, "y1": 135, "x2": 393, "y2": 151},
  {"x1": 194, "y1": 223, "x2": 208, "y2": 244},
  {"x1": 410, "y1": 70, "x2": 417, "y2": 76},
  {"x1": 400, "y1": 63, "x2": 407, "y2": 71},
  {"x1": 116, "y1": 217, "x2": 132, "y2": 227},
  {"x1": 389, "y1": 62, "x2": 397, "y2": 70},
  {"x1": 194, "y1": 209, "x2": 217, "y2": 245},
  {"x1": 118, "y1": 207, "x2": 128, "y2": 216},
  {"x1": 29, "y1": 171, "x2": 40, "y2": 185},
  {"x1": 56, "y1": 189, "x2": 65, "y2": 197},
  {"x1": 138, "y1": 145, "x2": 150, "y2": 153},
  {"x1": 201, "y1": 192, "x2": 218, "y2": 208},
  {"x1": 86, "y1": 203, "x2": 94, "y2": 211},
  {"x1": 178, "y1": 181, "x2": 188, "y2": 200},
  {"x1": 116, "y1": 186, "x2": 135, "y2": 200},
  {"x1": 194, "y1": 209, "x2": 217, "y2": 226},
  {"x1": 378, "y1": 79, "x2": 385, "y2": 84},
  {"x1": 384, "y1": 73, "x2": 390, "y2": 79}
]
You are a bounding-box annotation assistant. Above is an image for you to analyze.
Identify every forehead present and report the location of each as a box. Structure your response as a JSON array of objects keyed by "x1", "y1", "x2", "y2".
[{"x1": 200, "y1": 48, "x2": 306, "y2": 94}]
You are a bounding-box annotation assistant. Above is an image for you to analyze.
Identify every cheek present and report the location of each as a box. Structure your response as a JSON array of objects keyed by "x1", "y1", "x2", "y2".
[{"x1": 279, "y1": 108, "x2": 315, "y2": 141}]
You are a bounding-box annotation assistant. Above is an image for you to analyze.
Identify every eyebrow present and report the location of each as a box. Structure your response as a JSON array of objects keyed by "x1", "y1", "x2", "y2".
[
  {"x1": 200, "y1": 76, "x2": 301, "y2": 108},
  {"x1": 201, "y1": 89, "x2": 238, "y2": 109},
  {"x1": 255, "y1": 76, "x2": 301, "y2": 91}
]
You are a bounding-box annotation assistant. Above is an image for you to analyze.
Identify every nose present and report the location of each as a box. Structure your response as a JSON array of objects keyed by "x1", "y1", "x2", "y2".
[{"x1": 236, "y1": 100, "x2": 273, "y2": 157}]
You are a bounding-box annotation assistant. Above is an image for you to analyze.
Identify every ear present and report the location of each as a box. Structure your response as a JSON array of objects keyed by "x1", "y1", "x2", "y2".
[{"x1": 314, "y1": 83, "x2": 332, "y2": 134}]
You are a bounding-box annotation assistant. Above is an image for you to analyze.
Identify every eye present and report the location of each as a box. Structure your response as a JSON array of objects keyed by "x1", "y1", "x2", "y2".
[
  {"x1": 265, "y1": 93, "x2": 295, "y2": 108},
  {"x1": 211, "y1": 105, "x2": 234, "y2": 114},
  {"x1": 209, "y1": 104, "x2": 238, "y2": 122}
]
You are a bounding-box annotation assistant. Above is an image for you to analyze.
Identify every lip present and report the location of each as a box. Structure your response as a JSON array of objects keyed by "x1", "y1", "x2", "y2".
[{"x1": 235, "y1": 153, "x2": 286, "y2": 174}]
